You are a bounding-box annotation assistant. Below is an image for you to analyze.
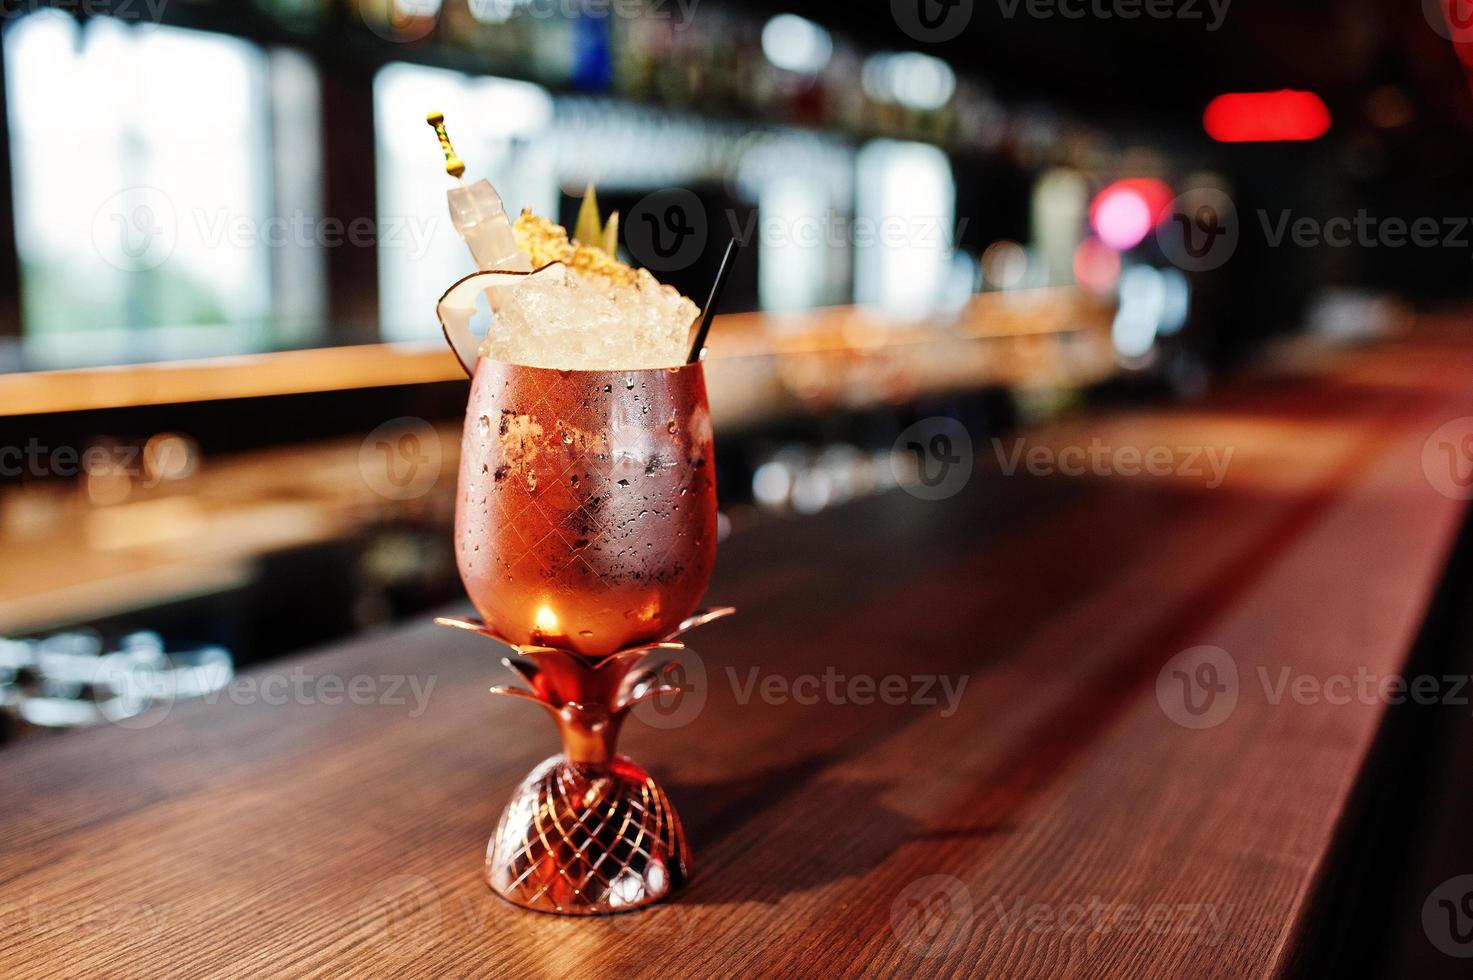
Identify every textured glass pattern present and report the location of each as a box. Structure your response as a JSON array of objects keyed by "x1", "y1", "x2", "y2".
[
  {"x1": 455, "y1": 360, "x2": 718, "y2": 657},
  {"x1": 487, "y1": 756, "x2": 689, "y2": 915}
]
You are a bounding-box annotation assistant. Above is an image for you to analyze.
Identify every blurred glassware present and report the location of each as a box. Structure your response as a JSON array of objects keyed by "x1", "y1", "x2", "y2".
[
  {"x1": 862, "y1": 52, "x2": 957, "y2": 112},
  {"x1": 0, "y1": 629, "x2": 233, "y2": 737},
  {"x1": 761, "y1": 14, "x2": 833, "y2": 76}
]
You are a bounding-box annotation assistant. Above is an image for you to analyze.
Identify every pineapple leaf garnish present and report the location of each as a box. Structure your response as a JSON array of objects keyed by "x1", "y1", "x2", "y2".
[
  {"x1": 602, "y1": 211, "x2": 620, "y2": 258},
  {"x1": 574, "y1": 184, "x2": 603, "y2": 249},
  {"x1": 573, "y1": 183, "x2": 619, "y2": 258}
]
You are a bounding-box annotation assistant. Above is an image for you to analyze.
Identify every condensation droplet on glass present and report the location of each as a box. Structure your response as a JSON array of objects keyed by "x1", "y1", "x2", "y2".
[
  {"x1": 526, "y1": 472, "x2": 538, "y2": 492},
  {"x1": 625, "y1": 378, "x2": 635, "y2": 390},
  {"x1": 617, "y1": 479, "x2": 630, "y2": 488},
  {"x1": 667, "y1": 420, "x2": 678, "y2": 434},
  {"x1": 478, "y1": 415, "x2": 491, "y2": 433},
  {"x1": 562, "y1": 432, "x2": 573, "y2": 445}
]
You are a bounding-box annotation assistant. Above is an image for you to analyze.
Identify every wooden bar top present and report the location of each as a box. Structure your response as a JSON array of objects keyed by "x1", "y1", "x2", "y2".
[
  {"x1": 0, "y1": 290, "x2": 1110, "y2": 417},
  {"x1": 4, "y1": 333, "x2": 1473, "y2": 977}
]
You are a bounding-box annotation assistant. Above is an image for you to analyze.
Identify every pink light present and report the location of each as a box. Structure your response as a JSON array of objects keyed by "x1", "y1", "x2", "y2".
[
  {"x1": 1089, "y1": 179, "x2": 1171, "y2": 252},
  {"x1": 1093, "y1": 191, "x2": 1152, "y2": 250}
]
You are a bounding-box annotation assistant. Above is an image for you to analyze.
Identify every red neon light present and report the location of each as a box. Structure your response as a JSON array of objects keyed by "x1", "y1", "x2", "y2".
[{"x1": 1203, "y1": 90, "x2": 1331, "y2": 143}]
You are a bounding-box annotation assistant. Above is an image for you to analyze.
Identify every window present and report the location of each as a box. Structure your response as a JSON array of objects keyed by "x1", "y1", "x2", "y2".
[
  {"x1": 734, "y1": 131, "x2": 855, "y2": 313},
  {"x1": 854, "y1": 139, "x2": 955, "y2": 321},
  {"x1": 3, "y1": 12, "x2": 324, "y2": 367}
]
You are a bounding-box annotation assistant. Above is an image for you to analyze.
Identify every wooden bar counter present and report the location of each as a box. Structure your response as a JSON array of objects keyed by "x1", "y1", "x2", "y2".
[{"x1": 4, "y1": 332, "x2": 1473, "y2": 977}]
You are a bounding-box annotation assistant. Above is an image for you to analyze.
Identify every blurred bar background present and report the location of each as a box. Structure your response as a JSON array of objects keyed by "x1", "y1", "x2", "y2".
[{"x1": 1, "y1": 0, "x2": 1468, "y2": 737}]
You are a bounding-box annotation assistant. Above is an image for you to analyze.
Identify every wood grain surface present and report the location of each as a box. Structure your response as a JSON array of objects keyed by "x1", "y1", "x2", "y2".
[{"x1": 3, "y1": 335, "x2": 1472, "y2": 978}]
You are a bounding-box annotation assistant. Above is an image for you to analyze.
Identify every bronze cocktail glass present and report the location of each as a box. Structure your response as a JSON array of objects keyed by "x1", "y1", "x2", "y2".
[{"x1": 435, "y1": 270, "x2": 730, "y2": 914}]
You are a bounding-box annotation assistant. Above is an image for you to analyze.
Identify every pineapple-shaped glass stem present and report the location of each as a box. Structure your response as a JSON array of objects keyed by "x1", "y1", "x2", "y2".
[{"x1": 436, "y1": 606, "x2": 733, "y2": 914}]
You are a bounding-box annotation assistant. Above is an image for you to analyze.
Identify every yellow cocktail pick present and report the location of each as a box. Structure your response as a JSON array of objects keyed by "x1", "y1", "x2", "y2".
[{"x1": 426, "y1": 111, "x2": 465, "y2": 180}]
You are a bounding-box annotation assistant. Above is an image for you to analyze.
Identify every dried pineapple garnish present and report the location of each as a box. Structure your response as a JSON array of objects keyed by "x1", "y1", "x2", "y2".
[
  {"x1": 513, "y1": 209, "x2": 574, "y2": 268},
  {"x1": 514, "y1": 208, "x2": 636, "y2": 286}
]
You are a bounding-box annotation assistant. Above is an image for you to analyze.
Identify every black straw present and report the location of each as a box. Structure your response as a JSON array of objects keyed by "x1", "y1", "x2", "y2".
[{"x1": 686, "y1": 238, "x2": 740, "y2": 364}]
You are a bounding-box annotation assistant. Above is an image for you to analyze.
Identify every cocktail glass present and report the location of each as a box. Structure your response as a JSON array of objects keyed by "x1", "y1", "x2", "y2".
[{"x1": 435, "y1": 270, "x2": 730, "y2": 914}]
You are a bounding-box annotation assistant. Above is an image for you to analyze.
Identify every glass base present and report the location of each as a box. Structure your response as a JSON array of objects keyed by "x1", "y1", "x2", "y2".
[{"x1": 486, "y1": 754, "x2": 689, "y2": 915}]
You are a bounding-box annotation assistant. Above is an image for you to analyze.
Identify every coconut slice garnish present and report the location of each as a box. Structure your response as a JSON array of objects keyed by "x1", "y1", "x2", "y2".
[{"x1": 436, "y1": 263, "x2": 568, "y2": 377}]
